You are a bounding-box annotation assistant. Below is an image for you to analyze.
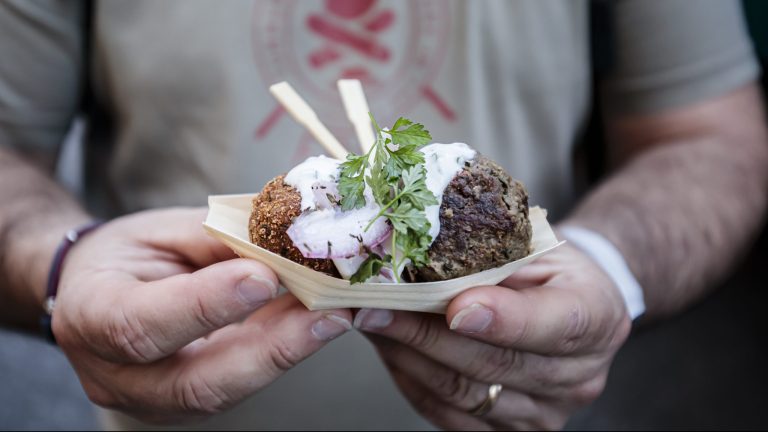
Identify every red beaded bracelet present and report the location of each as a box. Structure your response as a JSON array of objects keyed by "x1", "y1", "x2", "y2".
[{"x1": 40, "y1": 221, "x2": 103, "y2": 344}]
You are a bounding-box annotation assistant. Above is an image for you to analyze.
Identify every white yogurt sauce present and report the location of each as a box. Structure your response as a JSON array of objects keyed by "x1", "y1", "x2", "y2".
[
  {"x1": 284, "y1": 155, "x2": 341, "y2": 211},
  {"x1": 420, "y1": 143, "x2": 476, "y2": 243},
  {"x1": 283, "y1": 143, "x2": 476, "y2": 281}
]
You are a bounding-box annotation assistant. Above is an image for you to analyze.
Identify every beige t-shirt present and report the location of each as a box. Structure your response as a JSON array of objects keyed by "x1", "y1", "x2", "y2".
[
  {"x1": 0, "y1": 0, "x2": 758, "y2": 429},
  {"x1": 86, "y1": 0, "x2": 591, "y2": 219}
]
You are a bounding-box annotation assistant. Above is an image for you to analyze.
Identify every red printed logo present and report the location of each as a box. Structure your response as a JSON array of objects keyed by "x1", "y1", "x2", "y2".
[{"x1": 252, "y1": 0, "x2": 454, "y2": 159}]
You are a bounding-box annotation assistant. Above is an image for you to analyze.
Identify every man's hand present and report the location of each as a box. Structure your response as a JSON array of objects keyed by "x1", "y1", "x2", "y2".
[
  {"x1": 52, "y1": 208, "x2": 352, "y2": 424},
  {"x1": 355, "y1": 244, "x2": 631, "y2": 430}
]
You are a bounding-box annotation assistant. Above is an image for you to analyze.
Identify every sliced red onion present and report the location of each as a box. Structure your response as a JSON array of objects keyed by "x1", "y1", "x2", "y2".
[
  {"x1": 287, "y1": 207, "x2": 391, "y2": 259},
  {"x1": 378, "y1": 266, "x2": 397, "y2": 283},
  {"x1": 332, "y1": 255, "x2": 368, "y2": 280},
  {"x1": 311, "y1": 180, "x2": 340, "y2": 210}
]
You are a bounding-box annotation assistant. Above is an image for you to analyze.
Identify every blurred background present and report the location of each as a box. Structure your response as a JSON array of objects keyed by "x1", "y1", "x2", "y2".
[{"x1": 1, "y1": 0, "x2": 767, "y2": 430}]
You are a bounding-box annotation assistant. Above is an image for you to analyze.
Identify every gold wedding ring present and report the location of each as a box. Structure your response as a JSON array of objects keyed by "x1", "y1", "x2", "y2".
[{"x1": 469, "y1": 383, "x2": 503, "y2": 416}]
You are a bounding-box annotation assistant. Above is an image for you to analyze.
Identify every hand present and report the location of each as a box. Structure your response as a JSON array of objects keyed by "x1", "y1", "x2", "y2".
[
  {"x1": 52, "y1": 208, "x2": 352, "y2": 424},
  {"x1": 355, "y1": 244, "x2": 632, "y2": 430}
]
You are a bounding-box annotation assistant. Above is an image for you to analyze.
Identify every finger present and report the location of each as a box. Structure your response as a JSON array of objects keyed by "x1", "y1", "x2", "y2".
[
  {"x1": 108, "y1": 295, "x2": 352, "y2": 417},
  {"x1": 370, "y1": 334, "x2": 540, "y2": 424},
  {"x1": 388, "y1": 358, "x2": 571, "y2": 432},
  {"x1": 387, "y1": 368, "x2": 492, "y2": 431},
  {"x1": 356, "y1": 309, "x2": 600, "y2": 396},
  {"x1": 92, "y1": 258, "x2": 280, "y2": 363},
  {"x1": 447, "y1": 284, "x2": 608, "y2": 355}
]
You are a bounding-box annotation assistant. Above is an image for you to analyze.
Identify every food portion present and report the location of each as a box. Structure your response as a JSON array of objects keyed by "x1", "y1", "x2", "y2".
[
  {"x1": 408, "y1": 155, "x2": 531, "y2": 282},
  {"x1": 248, "y1": 116, "x2": 532, "y2": 283},
  {"x1": 248, "y1": 174, "x2": 340, "y2": 277}
]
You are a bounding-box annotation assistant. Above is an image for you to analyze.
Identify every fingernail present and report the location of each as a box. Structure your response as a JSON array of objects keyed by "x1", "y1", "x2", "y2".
[
  {"x1": 312, "y1": 314, "x2": 352, "y2": 341},
  {"x1": 353, "y1": 309, "x2": 393, "y2": 331},
  {"x1": 236, "y1": 275, "x2": 277, "y2": 307},
  {"x1": 450, "y1": 303, "x2": 493, "y2": 333}
]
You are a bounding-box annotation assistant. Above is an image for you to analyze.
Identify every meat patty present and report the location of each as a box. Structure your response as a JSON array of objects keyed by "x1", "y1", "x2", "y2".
[
  {"x1": 407, "y1": 155, "x2": 532, "y2": 282},
  {"x1": 249, "y1": 175, "x2": 340, "y2": 276}
]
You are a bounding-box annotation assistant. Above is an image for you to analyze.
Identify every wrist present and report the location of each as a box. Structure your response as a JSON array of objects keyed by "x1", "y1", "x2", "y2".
[
  {"x1": 40, "y1": 220, "x2": 104, "y2": 343},
  {"x1": 557, "y1": 225, "x2": 646, "y2": 320},
  {"x1": 6, "y1": 210, "x2": 92, "y2": 318}
]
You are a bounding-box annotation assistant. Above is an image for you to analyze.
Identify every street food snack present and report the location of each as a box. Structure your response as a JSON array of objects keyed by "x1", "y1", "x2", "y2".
[
  {"x1": 248, "y1": 117, "x2": 532, "y2": 284},
  {"x1": 203, "y1": 80, "x2": 561, "y2": 312}
]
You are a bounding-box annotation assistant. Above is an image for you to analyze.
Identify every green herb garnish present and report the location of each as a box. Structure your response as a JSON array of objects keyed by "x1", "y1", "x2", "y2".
[
  {"x1": 349, "y1": 252, "x2": 390, "y2": 284},
  {"x1": 338, "y1": 114, "x2": 437, "y2": 283}
]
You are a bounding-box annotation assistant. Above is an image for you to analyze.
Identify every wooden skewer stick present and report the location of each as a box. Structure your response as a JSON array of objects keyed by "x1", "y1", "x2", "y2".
[
  {"x1": 337, "y1": 79, "x2": 376, "y2": 153},
  {"x1": 269, "y1": 81, "x2": 349, "y2": 160}
]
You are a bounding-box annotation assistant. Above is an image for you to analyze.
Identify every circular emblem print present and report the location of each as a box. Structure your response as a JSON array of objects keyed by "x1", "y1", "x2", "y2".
[{"x1": 253, "y1": 0, "x2": 452, "y2": 137}]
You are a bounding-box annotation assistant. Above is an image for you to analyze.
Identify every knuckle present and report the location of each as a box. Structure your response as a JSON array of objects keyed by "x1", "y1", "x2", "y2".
[
  {"x1": 571, "y1": 376, "x2": 606, "y2": 405},
  {"x1": 267, "y1": 338, "x2": 304, "y2": 373},
  {"x1": 106, "y1": 306, "x2": 163, "y2": 363},
  {"x1": 429, "y1": 370, "x2": 472, "y2": 406},
  {"x1": 404, "y1": 316, "x2": 441, "y2": 351},
  {"x1": 510, "y1": 315, "x2": 531, "y2": 348},
  {"x1": 558, "y1": 302, "x2": 591, "y2": 354},
  {"x1": 194, "y1": 294, "x2": 228, "y2": 331},
  {"x1": 177, "y1": 374, "x2": 231, "y2": 415},
  {"x1": 527, "y1": 357, "x2": 561, "y2": 388},
  {"x1": 473, "y1": 347, "x2": 521, "y2": 382}
]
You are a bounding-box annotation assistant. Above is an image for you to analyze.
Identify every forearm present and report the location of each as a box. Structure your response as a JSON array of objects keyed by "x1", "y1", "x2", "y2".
[
  {"x1": 565, "y1": 114, "x2": 768, "y2": 319},
  {"x1": 0, "y1": 147, "x2": 90, "y2": 329}
]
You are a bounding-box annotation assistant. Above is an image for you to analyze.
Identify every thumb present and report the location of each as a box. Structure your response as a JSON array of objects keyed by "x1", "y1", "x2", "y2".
[
  {"x1": 113, "y1": 295, "x2": 352, "y2": 417},
  {"x1": 103, "y1": 258, "x2": 279, "y2": 363}
]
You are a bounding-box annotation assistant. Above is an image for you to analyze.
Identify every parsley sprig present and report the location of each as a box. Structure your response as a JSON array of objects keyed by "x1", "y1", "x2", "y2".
[{"x1": 341, "y1": 114, "x2": 437, "y2": 283}]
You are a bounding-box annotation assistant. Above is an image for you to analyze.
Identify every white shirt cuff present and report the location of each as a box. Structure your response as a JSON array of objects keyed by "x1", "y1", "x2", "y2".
[{"x1": 559, "y1": 226, "x2": 646, "y2": 320}]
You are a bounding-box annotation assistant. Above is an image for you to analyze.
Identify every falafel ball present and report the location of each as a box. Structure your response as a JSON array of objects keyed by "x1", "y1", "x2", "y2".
[
  {"x1": 407, "y1": 155, "x2": 532, "y2": 282},
  {"x1": 249, "y1": 175, "x2": 340, "y2": 277}
]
